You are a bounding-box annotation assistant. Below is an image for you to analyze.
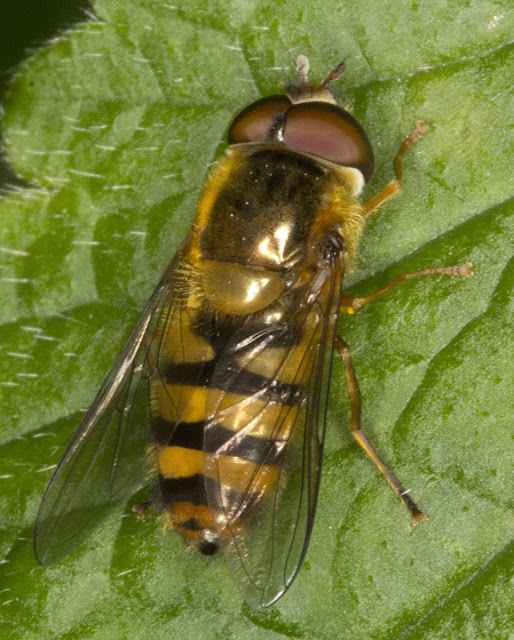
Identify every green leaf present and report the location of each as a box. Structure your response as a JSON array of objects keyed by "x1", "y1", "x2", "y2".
[{"x1": 0, "y1": 0, "x2": 512, "y2": 638}]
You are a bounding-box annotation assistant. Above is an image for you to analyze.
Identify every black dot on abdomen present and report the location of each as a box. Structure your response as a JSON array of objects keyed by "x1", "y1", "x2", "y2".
[{"x1": 198, "y1": 540, "x2": 219, "y2": 556}]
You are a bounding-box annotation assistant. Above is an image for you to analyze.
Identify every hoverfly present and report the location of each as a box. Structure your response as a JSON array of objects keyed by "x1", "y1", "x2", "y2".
[{"x1": 34, "y1": 55, "x2": 472, "y2": 609}]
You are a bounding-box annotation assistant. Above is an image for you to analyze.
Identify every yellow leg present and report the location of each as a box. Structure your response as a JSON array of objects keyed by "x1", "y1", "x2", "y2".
[
  {"x1": 363, "y1": 121, "x2": 429, "y2": 217},
  {"x1": 334, "y1": 336, "x2": 427, "y2": 525},
  {"x1": 341, "y1": 262, "x2": 473, "y2": 313}
]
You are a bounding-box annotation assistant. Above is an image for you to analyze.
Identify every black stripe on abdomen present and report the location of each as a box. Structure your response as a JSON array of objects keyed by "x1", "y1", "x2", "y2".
[
  {"x1": 161, "y1": 359, "x2": 303, "y2": 404},
  {"x1": 152, "y1": 417, "x2": 204, "y2": 448},
  {"x1": 160, "y1": 474, "x2": 206, "y2": 505},
  {"x1": 153, "y1": 417, "x2": 286, "y2": 466},
  {"x1": 160, "y1": 360, "x2": 216, "y2": 387},
  {"x1": 160, "y1": 474, "x2": 259, "y2": 518}
]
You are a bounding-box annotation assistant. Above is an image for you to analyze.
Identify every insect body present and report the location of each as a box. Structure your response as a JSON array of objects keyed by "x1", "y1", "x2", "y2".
[{"x1": 34, "y1": 56, "x2": 472, "y2": 609}]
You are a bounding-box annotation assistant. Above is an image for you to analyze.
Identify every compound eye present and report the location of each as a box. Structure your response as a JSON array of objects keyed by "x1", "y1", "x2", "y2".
[
  {"x1": 283, "y1": 102, "x2": 374, "y2": 181},
  {"x1": 228, "y1": 95, "x2": 291, "y2": 144}
]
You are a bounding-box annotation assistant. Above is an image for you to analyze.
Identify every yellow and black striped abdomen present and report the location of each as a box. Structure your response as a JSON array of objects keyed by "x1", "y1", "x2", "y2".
[{"x1": 150, "y1": 280, "x2": 320, "y2": 555}]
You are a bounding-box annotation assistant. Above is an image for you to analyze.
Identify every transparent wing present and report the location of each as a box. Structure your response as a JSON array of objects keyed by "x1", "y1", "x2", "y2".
[
  {"x1": 204, "y1": 238, "x2": 344, "y2": 609},
  {"x1": 34, "y1": 258, "x2": 182, "y2": 566}
]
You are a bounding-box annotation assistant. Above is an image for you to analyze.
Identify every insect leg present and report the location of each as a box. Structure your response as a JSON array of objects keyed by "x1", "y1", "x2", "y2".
[
  {"x1": 362, "y1": 121, "x2": 429, "y2": 217},
  {"x1": 340, "y1": 262, "x2": 472, "y2": 313},
  {"x1": 334, "y1": 335, "x2": 427, "y2": 525},
  {"x1": 132, "y1": 501, "x2": 153, "y2": 520}
]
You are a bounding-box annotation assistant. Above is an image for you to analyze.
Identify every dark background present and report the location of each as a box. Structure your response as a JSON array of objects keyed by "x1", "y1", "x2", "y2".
[{"x1": 0, "y1": 0, "x2": 93, "y2": 192}]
